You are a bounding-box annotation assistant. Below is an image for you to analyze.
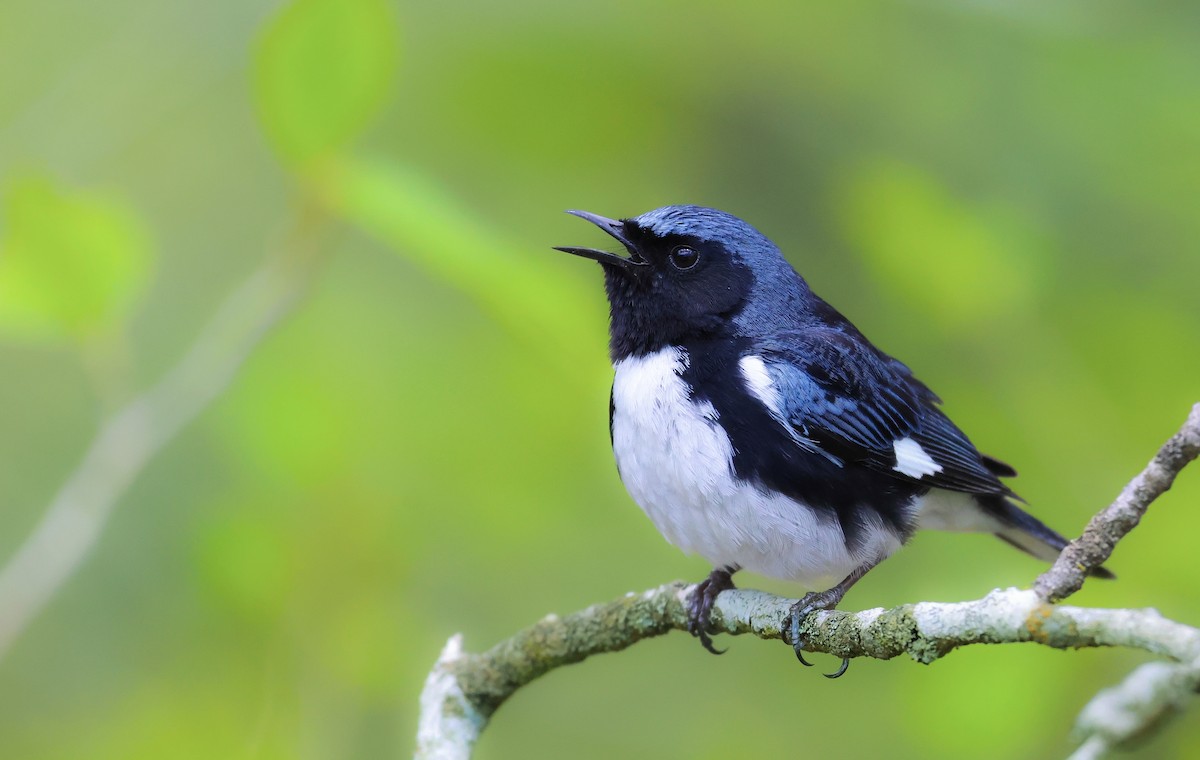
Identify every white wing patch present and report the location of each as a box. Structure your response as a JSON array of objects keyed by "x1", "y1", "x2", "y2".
[
  {"x1": 738, "y1": 354, "x2": 843, "y2": 468},
  {"x1": 892, "y1": 437, "x2": 943, "y2": 478},
  {"x1": 738, "y1": 355, "x2": 783, "y2": 417}
]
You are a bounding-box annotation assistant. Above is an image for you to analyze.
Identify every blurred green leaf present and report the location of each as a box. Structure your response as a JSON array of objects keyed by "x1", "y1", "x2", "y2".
[
  {"x1": 253, "y1": 0, "x2": 400, "y2": 166},
  {"x1": 321, "y1": 595, "x2": 402, "y2": 697},
  {"x1": 194, "y1": 509, "x2": 292, "y2": 621},
  {"x1": 0, "y1": 174, "x2": 152, "y2": 341},
  {"x1": 837, "y1": 160, "x2": 1040, "y2": 329},
  {"x1": 319, "y1": 156, "x2": 605, "y2": 383}
]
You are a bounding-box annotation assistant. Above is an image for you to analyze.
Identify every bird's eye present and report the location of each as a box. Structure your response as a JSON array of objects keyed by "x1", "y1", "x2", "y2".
[{"x1": 669, "y1": 246, "x2": 699, "y2": 270}]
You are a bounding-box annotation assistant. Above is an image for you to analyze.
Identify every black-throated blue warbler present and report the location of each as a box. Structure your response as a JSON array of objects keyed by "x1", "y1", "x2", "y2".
[{"x1": 554, "y1": 205, "x2": 1110, "y2": 676}]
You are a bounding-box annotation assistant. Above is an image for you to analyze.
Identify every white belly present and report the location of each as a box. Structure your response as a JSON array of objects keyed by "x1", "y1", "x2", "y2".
[
  {"x1": 912, "y1": 488, "x2": 1002, "y2": 532},
  {"x1": 610, "y1": 347, "x2": 899, "y2": 587}
]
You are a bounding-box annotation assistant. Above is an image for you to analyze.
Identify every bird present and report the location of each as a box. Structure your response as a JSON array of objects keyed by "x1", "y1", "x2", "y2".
[{"x1": 553, "y1": 205, "x2": 1111, "y2": 677}]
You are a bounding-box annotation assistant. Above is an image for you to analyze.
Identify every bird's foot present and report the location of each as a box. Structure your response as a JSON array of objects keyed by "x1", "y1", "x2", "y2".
[
  {"x1": 785, "y1": 588, "x2": 850, "y2": 678},
  {"x1": 686, "y1": 567, "x2": 737, "y2": 655}
]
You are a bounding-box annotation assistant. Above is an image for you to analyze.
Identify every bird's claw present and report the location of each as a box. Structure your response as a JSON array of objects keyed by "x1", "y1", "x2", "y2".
[
  {"x1": 786, "y1": 590, "x2": 850, "y2": 678},
  {"x1": 824, "y1": 657, "x2": 851, "y2": 679},
  {"x1": 687, "y1": 599, "x2": 726, "y2": 655},
  {"x1": 686, "y1": 568, "x2": 737, "y2": 655},
  {"x1": 692, "y1": 627, "x2": 726, "y2": 655}
]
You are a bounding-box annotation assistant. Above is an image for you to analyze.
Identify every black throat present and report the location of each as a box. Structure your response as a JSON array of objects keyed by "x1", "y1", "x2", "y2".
[{"x1": 601, "y1": 262, "x2": 750, "y2": 362}]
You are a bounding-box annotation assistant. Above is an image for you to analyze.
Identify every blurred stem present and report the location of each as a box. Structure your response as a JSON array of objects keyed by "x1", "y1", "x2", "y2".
[
  {"x1": 1069, "y1": 661, "x2": 1200, "y2": 760},
  {"x1": 0, "y1": 195, "x2": 329, "y2": 661}
]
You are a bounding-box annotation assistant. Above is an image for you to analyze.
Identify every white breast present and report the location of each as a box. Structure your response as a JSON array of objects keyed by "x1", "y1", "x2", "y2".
[{"x1": 610, "y1": 347, "x2": 898, "y2": 587}]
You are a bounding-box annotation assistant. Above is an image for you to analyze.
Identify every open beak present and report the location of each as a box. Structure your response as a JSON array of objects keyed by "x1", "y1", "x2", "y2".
[{"x1": 553, "y1": 210, "x2": 646, "y2": 270}]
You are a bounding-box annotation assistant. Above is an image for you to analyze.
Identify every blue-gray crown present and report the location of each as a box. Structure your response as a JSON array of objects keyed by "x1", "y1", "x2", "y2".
[{"x1": 634, "y1": 205, "x2": 777, "y2": 256}]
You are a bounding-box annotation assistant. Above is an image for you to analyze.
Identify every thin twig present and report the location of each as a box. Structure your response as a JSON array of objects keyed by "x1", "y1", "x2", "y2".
[{"x1": 1035, "y1": 403, "x2": 1200, "y2": 602}]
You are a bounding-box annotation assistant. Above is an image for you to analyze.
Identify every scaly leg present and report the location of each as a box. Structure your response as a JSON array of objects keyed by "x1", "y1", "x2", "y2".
[{"x1": 686, "y1": 565, "x2": 740, "y2": 655}]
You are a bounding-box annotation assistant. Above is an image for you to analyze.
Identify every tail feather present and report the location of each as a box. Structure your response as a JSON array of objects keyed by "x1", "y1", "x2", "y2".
[
  {"x1": 981, "y1": 496, "x2": 1115, "y2": 580},
  {"x1": 981, "y1": 454, "x2": 1018, "y2": 479}
]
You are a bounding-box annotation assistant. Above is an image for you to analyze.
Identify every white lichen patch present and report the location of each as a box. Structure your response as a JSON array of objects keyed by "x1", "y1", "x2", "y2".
[
  {"x1": 853, "y1": 607, "x2": 886, "y2": 628},
  {"x1": 416, "y1": 634, "x2": 486, "y2": 760},
  {"x1": 912, "y1": 587, "x2": 1039, "y2": 639}
]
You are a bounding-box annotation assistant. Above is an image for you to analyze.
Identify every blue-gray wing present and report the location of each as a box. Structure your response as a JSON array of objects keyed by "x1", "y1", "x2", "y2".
[{"x1": 754, "y1": 329, "x2": 1017, "y2": 497}]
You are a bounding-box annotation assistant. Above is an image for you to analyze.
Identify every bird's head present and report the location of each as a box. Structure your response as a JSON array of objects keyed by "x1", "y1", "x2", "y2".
[{"x1": 555, "y1": 205, "x2": 805, "y2": 359}]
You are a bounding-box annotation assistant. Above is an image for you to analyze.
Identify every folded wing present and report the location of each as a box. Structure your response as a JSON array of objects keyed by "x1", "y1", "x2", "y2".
[{"x1": 752, "y1": 329, "x2": 1017, "y2": 499}]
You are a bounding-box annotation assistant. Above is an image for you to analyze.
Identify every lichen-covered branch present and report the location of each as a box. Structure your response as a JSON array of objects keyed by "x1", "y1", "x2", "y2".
[
  {"x1": 417, "y1": 584, "x2": 1200, "y2": 760},
  {"x1": 1035, "y1": 403, "x2": 1200, "y2": 602},
  {"x1": 416, "y1": 404, "x2": 1200, "y2": 760},
  {"x1": 1068, "y1": 660, "x2": 1200, "y2": 760}
]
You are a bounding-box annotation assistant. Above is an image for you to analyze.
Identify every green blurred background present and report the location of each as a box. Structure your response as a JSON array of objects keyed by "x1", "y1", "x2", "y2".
[{"x1": 1, "y1": 1, "x2": 1198, "y2": 757}]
